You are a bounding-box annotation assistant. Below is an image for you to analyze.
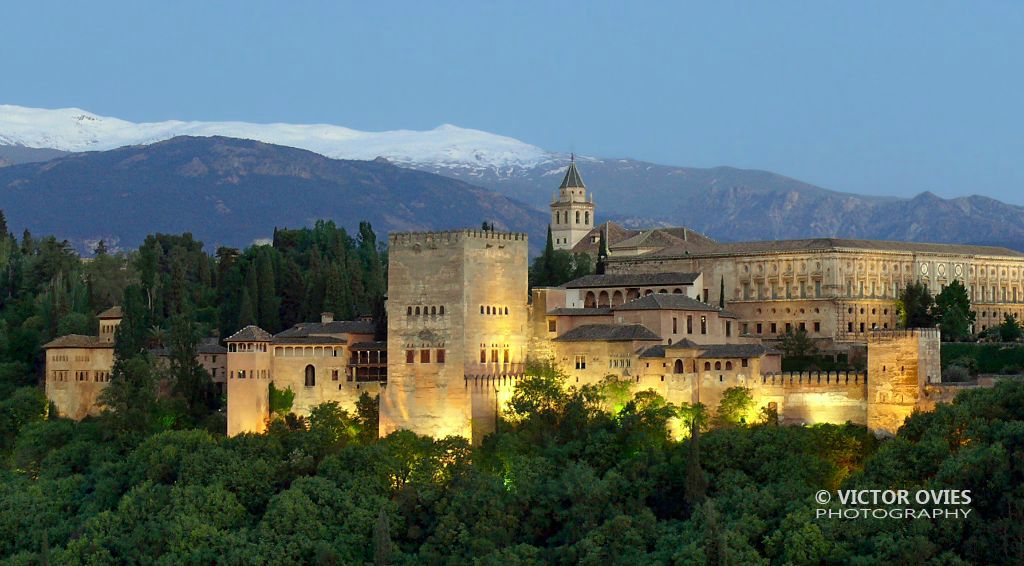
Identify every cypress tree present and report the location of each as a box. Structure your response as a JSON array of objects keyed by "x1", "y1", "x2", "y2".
[
  {"x1": 237, "y1": 287, "x2": 256, "y2": 328},
  {"x1": 719, "y1": 275, "x2": 725, "y2": 309},
  {"x1": 256, "y1": 250, "x2": 280, "y2": 332},
  {"x1": 596, "y1": 224, "x2": 608, "y2": 275}
]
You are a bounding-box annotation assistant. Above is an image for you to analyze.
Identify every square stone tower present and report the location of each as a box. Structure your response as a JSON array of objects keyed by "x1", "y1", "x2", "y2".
[
  {"x1": 381, "y1": 229, "x2": 529, "y2": 440},
  {"x1": 866, "y1": 328, "x2": 942, "y2": 436}
]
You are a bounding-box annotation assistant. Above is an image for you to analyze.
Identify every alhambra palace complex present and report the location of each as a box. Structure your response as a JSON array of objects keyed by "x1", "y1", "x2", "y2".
[{"x1": 45, "y1": 161, "x2": 1023, "y2": 440}]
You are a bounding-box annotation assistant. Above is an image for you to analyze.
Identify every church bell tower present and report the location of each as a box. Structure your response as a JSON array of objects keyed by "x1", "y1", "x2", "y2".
[{"x1": 550, "y1": 155, "x2": 595, "y2": 251}]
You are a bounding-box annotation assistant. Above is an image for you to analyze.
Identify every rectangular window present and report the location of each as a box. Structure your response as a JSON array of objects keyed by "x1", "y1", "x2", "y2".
[
  {"x1": 406, "y1": 350, "x2": 415, "y2": 364},
  {"x1": 574, "y1": 355, "x2": 586, "y2": 370},
  {"x1": 503, "y1": 349, "x2": 510, "y2": 364},
  {"x1": 331, "y1": 369, "x2": 339, "y2": 381},
  {"x1": 548, "y1": 319, "x2": 556, "y2": 332},
  {"x1": 491, "y1": 349, "x2": 499, "y2": 363},
  {"x1": 756, "y1": 323, "x2": 763, "y2": 334},
  {"x1": 815, "y1": 280, "x2": 822, "y2": 297},
  {"x1": 741, "y1": 323, "x2": 748, "y2": 334},
  {"x1": 480, "y1": 349, "x2": 487, "y2": 364},
  {"x1": 814, "y1": 322, "x2": 821, "y2": 333},
  {"x1": 700, "y1": 316, "x2": 707, "y2": 335},
  {"x1": 725, "y1": 321, "x2": 732, "y2": 337},
  {"x1": 672, "y1": 317, "x2": 678, "y2": 334},
  {"x1": 770, "y1": 322, "x2": 777, "y2": 334},
  {"x1": 741, "y1": 358, "x2": 749, "y2": 368},
  {"x1": 436, "y1": 349, "x2": 446, "y2": 364},
  {"x1": 420, "y1": 349, "x2": 430, "y2": 363},
  {"x1": 687, "y1": 316, "x2": 693, "y2": 334},
  {"x1": 848, "y1": 322, "x2": 854, "y2": 333},
  {"x1": 785, "y1": 322, "x2": 792, "y2": 333},
  {"x1": 860, "y1": 322, "x2": 866, "y2": 333}
]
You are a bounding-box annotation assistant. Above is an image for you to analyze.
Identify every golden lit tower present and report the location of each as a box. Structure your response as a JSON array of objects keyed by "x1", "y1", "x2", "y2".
[
  {"x1": 381, "y1": 229, "x2": 529, "y2": 442},
  {"x1": 550, "y1": 155, "x2": 595, "y2": 250}
]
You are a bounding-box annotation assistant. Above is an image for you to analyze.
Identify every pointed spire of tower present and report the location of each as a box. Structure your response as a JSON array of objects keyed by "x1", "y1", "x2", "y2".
[{"x1": 559, "y1": 157, "x2": 586, "y2": 189}]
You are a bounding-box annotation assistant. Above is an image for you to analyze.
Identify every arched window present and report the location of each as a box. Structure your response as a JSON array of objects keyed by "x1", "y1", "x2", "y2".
[
  {"x1": 598, "y1": 290, "x2": 610, "y2": 307},
  {"x1": 672, "y1": 288, "x2": 683, "y2": 294},
  {"x1": 304, "y1": 364, "x2": 316, "y2": 387},
  {"x1": 585, "y1": 211, "x2": 590, "y2": 224},
  {"x1": 612, "y1": 290, "x2": 623, "y2": 305},
  {"x1": 576, "y1": 210, "x2": 580, "y2": 224},
  {"x1": 725, "y1": 361, "x2": 733, "y2": 370},
  {"x1": 504, "y1": 307, "x2": 509, "y2": 315},
  {"x1": 431, "y1": 306, "x2": 437, "y2": 315},
  {"x1": 584, "y1": 292, "x2": 597, "y2": 308},
  {"x1": 703, "y1": 362, "x2": 711, "y2": 371},
  {"x1": 407, "y1": 306, "x2": 412, "y2": 316},
  {"x1": 714, "y1": 361, "x2": 722, "y2": 370},
  {"x1": 439, "y1": 306, "x2": 445, "y2": 315},
  {"x1": 673, "y1": 359, "x2": 684, "y2": 374},
  {"x1": 415, "y1": 306, "x2": 420, "y2": 315},
  {"x1": 480, "y1": 305, "x2": 485, "y2": 314},
  {"x1": 486, "y1": 306, "x2": 491, "y2": 314}
]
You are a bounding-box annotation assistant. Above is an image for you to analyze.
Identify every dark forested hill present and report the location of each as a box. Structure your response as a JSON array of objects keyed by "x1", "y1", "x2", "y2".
[{"x1": 0, "y1": 136, "x2": 547, "y2": 252}]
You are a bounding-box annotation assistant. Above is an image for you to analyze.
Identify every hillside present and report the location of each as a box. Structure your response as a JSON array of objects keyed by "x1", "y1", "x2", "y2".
[{"x1": 0, "y1": 136, "x2": 547, "y2": 252}]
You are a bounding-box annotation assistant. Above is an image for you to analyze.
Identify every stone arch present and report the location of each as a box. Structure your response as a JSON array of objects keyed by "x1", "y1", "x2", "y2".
[
  {"x1": 672, "y1": 288, "x2": 683, "y2": 294},
  {"x1": 584, "y1": 291, "x2": 597, "y2": 308},
  {"x1": 598, "y1": 290, "x2": 610, "y2": 307},
  {"x1": 304, "y1": 364, "x2": 316, "y2": 387},
  {"x1": 673, "y1": 359, "x2": 684, "y2": 374},
  {"x1": 725, "y1": 361, "x2": 733, "y2": 370},
  {"x1": 703, "y1": 361, "x2": 711, "y2": 371},
  {"x1": 714, "y1": 361, "x2": 722, "y2": 370},
  {"x1": 612, "y1": 290, "x2": 624, "y2": 305}
]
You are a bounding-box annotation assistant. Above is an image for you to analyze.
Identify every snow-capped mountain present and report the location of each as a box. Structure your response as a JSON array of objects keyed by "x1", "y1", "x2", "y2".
[
  {"x1": 4, "y1": 104, "x2": 1024, "y2": 252},
  {"x1": 0, "y1": 104, "x2": 557, "y2": 174}
]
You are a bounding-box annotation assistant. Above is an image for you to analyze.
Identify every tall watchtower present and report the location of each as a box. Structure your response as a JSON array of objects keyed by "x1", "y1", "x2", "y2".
[
  {"x1": 381, "y1": 229, "x2": 529, "y2": 441},
  {"x1": 550, "y1": 156, "x2": 594, "y2": 251},
  {"x1": 866, "y1": 328, "x2": 942, "y2": 436}
]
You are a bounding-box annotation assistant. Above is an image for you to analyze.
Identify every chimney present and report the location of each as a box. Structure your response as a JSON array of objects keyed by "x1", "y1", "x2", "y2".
[{"x1": 321, "y1": 312, "x2": 334, "y2": 324}]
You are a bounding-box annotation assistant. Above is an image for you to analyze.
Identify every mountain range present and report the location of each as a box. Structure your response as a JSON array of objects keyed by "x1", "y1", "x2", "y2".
[
  {"x1": 2, "y1": 104, "x2": 1024, "y2": 252},
  {"x1": 0, "y1": 136, "x2": 547, "y2": 252}
]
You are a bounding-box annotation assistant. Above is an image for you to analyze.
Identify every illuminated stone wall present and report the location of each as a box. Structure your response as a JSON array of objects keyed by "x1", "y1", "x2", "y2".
[
  {"x1": 866, "y1": 328, "x2": 941, "y2": 436},
  {"x1": 226, "y1": 344, "x2": 273, "y2": 436},
  {"x1": 381, "y1": 230, "x2": 528, "y2": 440},
  {"x1": 44, "y1": 346, "x2": 115, "y2": 420}
]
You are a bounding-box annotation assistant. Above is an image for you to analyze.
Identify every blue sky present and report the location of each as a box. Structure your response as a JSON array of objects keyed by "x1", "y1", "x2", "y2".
[{"x1": 3, "y1": 1, "x2": 1023, "y2": 203}]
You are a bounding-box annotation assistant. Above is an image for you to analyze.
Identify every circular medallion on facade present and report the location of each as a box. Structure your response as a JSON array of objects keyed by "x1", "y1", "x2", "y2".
[
  {"x1": 920, "y1": 263, "x2": 929, "y2": 276},
  {"x1": 937, "y1": 263, "x2": 946, "y2": 277},
  {"x1": 954, "y1": 264, "x2": 963, "y2": 278}
]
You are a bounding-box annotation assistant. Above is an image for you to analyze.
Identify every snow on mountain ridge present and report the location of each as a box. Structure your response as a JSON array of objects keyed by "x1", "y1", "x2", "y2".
[{"x1": 0, "y1": 104, "x2": 556, "y2": 170}]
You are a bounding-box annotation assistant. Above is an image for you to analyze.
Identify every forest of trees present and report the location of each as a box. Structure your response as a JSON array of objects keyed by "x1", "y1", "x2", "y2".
[{"x1": 0, "y1": 357, "x2": 1022, "y2": 563}]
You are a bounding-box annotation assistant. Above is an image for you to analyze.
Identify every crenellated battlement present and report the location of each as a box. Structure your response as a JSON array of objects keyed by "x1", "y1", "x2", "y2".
[
  {"x1": 389, "y1": 230, "x2": 529, "y2": 247},
  {"x1": 867, "y1": 328, "x2": 941, "y2": 342},
  {"x1": 755, "y1": 370, "x2": 868, "y2": 387}
]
